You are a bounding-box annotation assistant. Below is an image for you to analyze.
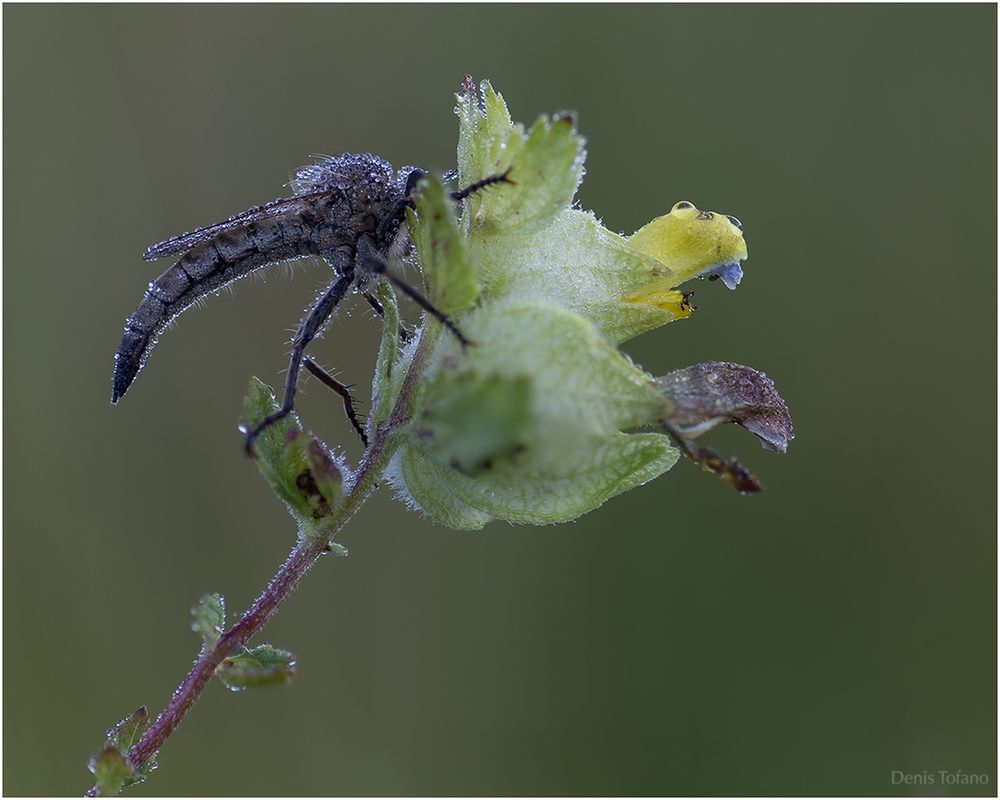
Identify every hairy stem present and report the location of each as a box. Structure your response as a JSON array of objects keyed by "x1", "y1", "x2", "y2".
[
  {"x1": 126, "y1": 536, "x2": 325, "y2": 770},
  {"x1": 89, "y1": 322, "x2": 440, "y2": 795}
]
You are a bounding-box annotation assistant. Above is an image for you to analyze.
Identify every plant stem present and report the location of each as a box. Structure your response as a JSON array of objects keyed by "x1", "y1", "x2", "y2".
[
  {"x1": 126, "y1": 535, "x2": 325, "y2": 770},
  {"x1": 88, "y1": 323, "x2": 440, "y2": 796}
]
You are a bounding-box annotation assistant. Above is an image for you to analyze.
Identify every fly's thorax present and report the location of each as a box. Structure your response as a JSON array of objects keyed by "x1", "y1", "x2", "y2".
[
  {"x1": 294, "y1": 154, "x2": 402, "y2": 218},
  {"x1": 387, "y1": 220, "x2": 415, "y2": 265}
]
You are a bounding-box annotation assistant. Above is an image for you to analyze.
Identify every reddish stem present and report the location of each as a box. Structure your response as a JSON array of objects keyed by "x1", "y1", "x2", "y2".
[{"x1": 127, "y1": 536, "x2": 325, "y2": 769}]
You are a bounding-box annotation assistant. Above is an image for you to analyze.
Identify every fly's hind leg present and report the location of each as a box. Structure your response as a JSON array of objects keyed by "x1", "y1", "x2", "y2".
[
  {"x1": 243, "y1": 273, "x2": 354, "y2": 455},
  {"x1": 361, "y1": 257, "x2": 470, "y2": 348},
  {"x1": 302, "y1": 357, "x2": 368, "y2": 448}
]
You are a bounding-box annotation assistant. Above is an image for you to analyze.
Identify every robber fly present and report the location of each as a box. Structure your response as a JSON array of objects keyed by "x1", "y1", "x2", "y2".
[{"x1": 112, "y1": 151, "x2": 509, "y2": 453}]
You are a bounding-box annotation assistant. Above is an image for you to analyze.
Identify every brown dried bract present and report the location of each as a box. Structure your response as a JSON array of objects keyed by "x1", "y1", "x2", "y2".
[{"x1": 656, "y1": 361, "x2": 794, "y2": 453}]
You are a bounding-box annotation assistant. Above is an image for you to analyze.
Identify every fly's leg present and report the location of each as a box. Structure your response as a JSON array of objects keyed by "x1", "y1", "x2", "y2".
[
  {"x1": 364, "y1": 166, "x2": 512, "y2": 347},
  {"x1": 449, "y1": 166, "x2": 515, "y2": 201},
  {"x1": 302, "y1": 357, "x2": 368, "y2": 448},
  {"x1": 243, "y1": 273, "x2": 354, "y2": 455},
  {"x1": 364, "y1": 292, "x2": 414, "y2": 344},
  {"x1": 375, "y1": 167, "x2": 515, "y2": 242},
  {"x1": 361, "y1": 257, "x2": 470, "y2": 348}
]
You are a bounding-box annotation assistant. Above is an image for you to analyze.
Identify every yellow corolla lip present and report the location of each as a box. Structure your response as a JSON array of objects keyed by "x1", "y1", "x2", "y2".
[
  {"x1": 626, "y1": 201, "x2": 748, "y2": 291},
  {"x1": 621, "y1": 287, "x2": 695, "y2": 318}
]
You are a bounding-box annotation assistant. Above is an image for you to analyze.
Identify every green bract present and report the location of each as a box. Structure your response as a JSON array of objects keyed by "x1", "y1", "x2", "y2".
[{"x1": 384, "y1": 81, "x2": 690, "y2": 530}]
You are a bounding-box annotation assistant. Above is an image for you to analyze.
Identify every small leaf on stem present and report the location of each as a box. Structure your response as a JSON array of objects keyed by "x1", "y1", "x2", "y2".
[
  {"x1": 216, "y1": 644, "x2": 296, "y2": 691},
  {"x1": 191, "y1": 593, "x2": 225, "y2": 648},
  {"x1": 106, "y1": 705, "x2": 150, "y2": 755},
  {"x1": 88, "y1": 747, "x2": 133, "y2": 797},
  {"x1": 87, "y1": 706, "x2": 157, "y2": 796},
  {"x1": 242, "y1": 378, "x2": 345, "y2": 532}
]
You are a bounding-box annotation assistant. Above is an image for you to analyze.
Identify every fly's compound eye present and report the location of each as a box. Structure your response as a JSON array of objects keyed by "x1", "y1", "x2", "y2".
[
  {"x1": 726, "y1": 215, "x2": 742, "y2": 229},
  {"x1": 672, "y1": 201, "x2": 695, "y2": 212},
  {"x1": 696, "y1": 210, "x2": 715, "y2": 220}
]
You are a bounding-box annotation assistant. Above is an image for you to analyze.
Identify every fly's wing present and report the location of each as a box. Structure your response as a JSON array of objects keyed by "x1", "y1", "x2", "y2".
[
  {"x1": 145, "y1": 154, "x2": 394, "y2": 260},
  {"x1": 142, "y1": 189, "x2": 333, "y2": 261}
]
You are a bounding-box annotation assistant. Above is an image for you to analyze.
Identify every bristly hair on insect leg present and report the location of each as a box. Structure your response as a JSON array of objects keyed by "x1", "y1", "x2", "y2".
[
  {"x1": 450, "y1": 167, "x2": 515, "y2": 202},
  {"x1": 361, "y1": 256, "x2": 472, "y2": 349},
  {"x1": 302, "y1": 357, "x2": 368, "y2": 448}
]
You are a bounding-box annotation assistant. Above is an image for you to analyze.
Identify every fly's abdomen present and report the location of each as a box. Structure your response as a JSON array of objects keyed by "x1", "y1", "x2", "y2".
[{"x1": 112, "y1": 216, "x2": 334, "y2": 403}]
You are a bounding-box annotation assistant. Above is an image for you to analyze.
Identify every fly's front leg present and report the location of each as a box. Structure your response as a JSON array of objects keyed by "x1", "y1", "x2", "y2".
[
  {"x1": 361, "y1": 257, "x2": 470, "y2": 348},
  {"x1": 242, "y1": 273, "x2": 354, "y2": 455},
  {"x1": 363, "y1": 292, "x2": 414, "y2": 344},
  {"x1": 449, "y1": 166, "x2": 515, "y2": 202},
  {"x1": 302, "y1": 357, "x2": 368, "y2": 448}
]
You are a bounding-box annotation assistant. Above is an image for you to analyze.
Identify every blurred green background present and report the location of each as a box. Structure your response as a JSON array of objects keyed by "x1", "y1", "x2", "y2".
[{"x1": 4, "y1": 4, "x2": 996, "y2": 796}]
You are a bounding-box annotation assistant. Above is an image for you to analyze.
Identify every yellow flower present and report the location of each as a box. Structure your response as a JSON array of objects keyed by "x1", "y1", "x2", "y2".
[{"x1": 626, "y1": 200, "x2": 749, "y2": 301}]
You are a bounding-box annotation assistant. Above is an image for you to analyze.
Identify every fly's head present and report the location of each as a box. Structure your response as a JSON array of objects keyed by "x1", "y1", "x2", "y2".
[{"x1": 374, "y1": 165, "x2": 429, "y2": 256}]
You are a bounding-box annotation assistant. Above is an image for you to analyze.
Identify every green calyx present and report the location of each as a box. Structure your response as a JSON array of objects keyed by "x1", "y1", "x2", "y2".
[{"x1": 380, "y1": 80, "x2": 703, "y2": 529}]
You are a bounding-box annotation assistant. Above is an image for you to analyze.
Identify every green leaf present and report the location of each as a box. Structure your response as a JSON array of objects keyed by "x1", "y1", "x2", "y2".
[
  {"x1": 89, "y1": 747, "x2": 133, "y2": 797},
  {"x1": 242, "y1": 378, "x2": 344, "y2": 533},
  {"x1": 106, "y1": 706, "x2": 149, "y2": 756},
  {"x1": 242, "y1": 376, "x2": 301, "y2": 463},
  {"x1": 88, "y1": 707, "x2": 157, "y2": 795},
  {"x1": 481, "y1": 115, "x2": 585, "y2": 235},
  {"x1": 407, "y1": 173, "x2": 478, "y2": 314},
  {"x1": 456, "y1": 79, "x2": 517, "y2": 204},
  {"x1": 191, "y1": 593, "x2": 225, "y2": 648},
  {"x1": 370, "y1": 280, "x2": 402, "y2": 432},
  {"x1": 456, "y1": 80, "x2": 585, "y2": 238},
  {"x1": 216, "y1": 644, "x2": 296, "y2": 691},
  {"x1": 412, "y1": 370, "x2": 533, "y2": 476},
  {"x1": 242, "y1": 377, "x2": 311, "y2": 515}
]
